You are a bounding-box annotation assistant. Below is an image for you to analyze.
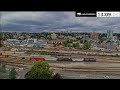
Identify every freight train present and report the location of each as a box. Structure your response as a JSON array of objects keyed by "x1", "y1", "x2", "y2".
[{"x1": 57, "y1": 58, "x2": 96, "y2": 62}]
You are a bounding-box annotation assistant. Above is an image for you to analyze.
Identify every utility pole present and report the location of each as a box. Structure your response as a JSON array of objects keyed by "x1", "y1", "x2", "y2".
[
  {"x1": 0, "y1": 12, "x2": 5, "y2": 48},
  {"x1": 0, "y1": 12, "x2": 1, "y2": 31},
  {"x1": 0, "y1": 12, "x2": 2, "y2": 47}
]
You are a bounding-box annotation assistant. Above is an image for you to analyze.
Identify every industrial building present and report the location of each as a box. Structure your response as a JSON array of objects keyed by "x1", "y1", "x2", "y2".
[
  {"x1": 106, "y1": 30, "x2": 118, "y2": 51},
  {"x1": 51, "y1": 33, "x2": 57, "y2": 40},
  {"x1": 90, "y1": 32, "x2": 99, "y2": 49}
]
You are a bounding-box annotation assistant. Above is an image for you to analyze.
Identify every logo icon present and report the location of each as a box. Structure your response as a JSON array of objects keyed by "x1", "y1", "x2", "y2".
[
  {"x1": 76, "y1": 11, "x2": 96, "y2": 17},
  {"x1": 77, "y1": 12, "x2": 81, "y2": 16}
]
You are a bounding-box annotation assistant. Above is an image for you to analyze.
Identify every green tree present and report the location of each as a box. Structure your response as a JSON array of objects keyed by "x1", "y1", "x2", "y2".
[
  {"x1": 25, "y1": 61, "x2": 53, "y2": 79},
  {"x1": 76, "y1": 42, "x2": 80, "y2": 48},
  {"x1": 117, "y1": 40, "x2": 120, "y2": 46},
  {"x1": 0, "y1": 64, "x2": 6, "y2": 73},
  {"x1": 53, "y1": 42, "x2": 57, "y2": 47},
  {"x1": 9, "y1": 68, "x2": 17, "y2": 79},
  {"x1": 62, "y1": 41, "x2": 68, "y2": 47},
  {"x1": 84, "y1": 41, "x2": 91, "y2": 50},
  {"x1": 73, "y1": 43, "x2": 76, "y2": 48},
  {"x1": 73, "y1": 42, "x2": 80, "y2": 48},
  {"x1": 0, "y1": 33, "x2": 3, "y2": 47},
  {"x1": 67, "y1": 43, "x2": 71, "y2": 47}
]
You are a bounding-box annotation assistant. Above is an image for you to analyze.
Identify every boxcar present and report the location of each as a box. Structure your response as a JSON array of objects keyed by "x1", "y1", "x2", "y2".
[
  {"x1": 57, "y1": 58, "x2": 72, "y2": 61},
  {"x1": 83, "y1": 58, "x2": 96, "y2": 62}
]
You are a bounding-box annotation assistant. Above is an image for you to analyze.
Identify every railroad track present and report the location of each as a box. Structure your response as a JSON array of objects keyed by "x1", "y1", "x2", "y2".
[
  {"x1": 51, "y1": 66, "x2": 120, "y2": 75},
  {"x1": 50, "y1": 66, "x2": 120, "y2": 70},
  {"x1": 53, "y1": 68, "x2": 120, "y2": 72},
  {"x1": 5, "y1": 61, "x2": 120, "y2": 71},
  {"x1": 51, "y1": 67, "x2": 120, "y2": 77},
  {"x1": 6, "y1": 63, "x2": 28, "y2": 68},
  {"x1": 1, "y1": 60, "x2": 33, "y2": 65},
  {"x1": 2, "y1": 60, "x2": 120, "y2": 70},
  {"x1": 47, "y1": 60, "x2": 120, "y2": 64}
]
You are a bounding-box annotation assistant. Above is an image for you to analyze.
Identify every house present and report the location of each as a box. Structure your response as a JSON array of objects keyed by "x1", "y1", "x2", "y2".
[
  {"x1": 7, "y1": 39, "x2": 20, "y2": 45},
  {"x1": 54, "y1": 45, "x2": 64, "y2": 49},
  {"x1": 44, "y1": 46, "x2": 54, "y2": 49},
  {"x1": 32, "y1": 42, "x2": 47, "y2": 47},
  {"x1": 11, "y1": 48, "x2": 18, "y2": 51}
]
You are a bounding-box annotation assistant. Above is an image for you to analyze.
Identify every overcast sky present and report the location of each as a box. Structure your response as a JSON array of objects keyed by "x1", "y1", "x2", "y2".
[{"x1": 1, "y1": 12, "x2": 120, "y2": 33}]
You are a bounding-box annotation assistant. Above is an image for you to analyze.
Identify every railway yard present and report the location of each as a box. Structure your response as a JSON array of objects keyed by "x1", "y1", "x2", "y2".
[{"x1": 1, "y1": 54, "x2": 120, "y2": 79}]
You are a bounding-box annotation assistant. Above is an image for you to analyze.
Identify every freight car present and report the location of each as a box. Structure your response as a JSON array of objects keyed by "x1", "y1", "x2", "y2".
[
  {"x1": 83, "y1": 58, "x2": 96, "y2": 62},
  {"x1": 57, "y1": 58, "x2": 72, "y2": 61},
  {"x1": 30, "y1": 57, "x2": 45, "y2": 61}
]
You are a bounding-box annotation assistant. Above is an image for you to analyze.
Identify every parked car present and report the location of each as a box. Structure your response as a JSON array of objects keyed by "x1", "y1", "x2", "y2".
[{"x1": 57, "y1": 58, "x2": 72, "y2": 61}]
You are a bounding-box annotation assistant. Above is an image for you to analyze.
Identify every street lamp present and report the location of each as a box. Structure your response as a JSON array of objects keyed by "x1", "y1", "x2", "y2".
[{"x1": 0, "y1": 12, "x2": 1, "y2": 31}]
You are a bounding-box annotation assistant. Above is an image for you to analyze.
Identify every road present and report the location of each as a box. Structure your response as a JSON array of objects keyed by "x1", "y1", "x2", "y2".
[
  {"x1": 6, "y1": 65, "x2": 32, "y2": 79},
  {"x1": 17, "y1": 68, "x2": 31, "y2": 79}
]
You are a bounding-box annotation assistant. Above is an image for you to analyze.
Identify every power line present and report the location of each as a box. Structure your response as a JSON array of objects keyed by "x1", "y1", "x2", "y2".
[{"x1": 0, "y1": 12, "x2": 1, "y2": 32}]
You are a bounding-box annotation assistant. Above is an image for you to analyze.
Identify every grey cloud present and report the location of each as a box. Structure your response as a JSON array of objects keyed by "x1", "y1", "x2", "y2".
[{"x1": 1, "y1": 12, "x2": 120, "y2": 33}]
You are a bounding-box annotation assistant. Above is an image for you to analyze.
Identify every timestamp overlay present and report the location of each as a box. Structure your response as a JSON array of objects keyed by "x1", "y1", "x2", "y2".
[{"x1": 97, "y1": 11, "x2": 120, "y2": 17}]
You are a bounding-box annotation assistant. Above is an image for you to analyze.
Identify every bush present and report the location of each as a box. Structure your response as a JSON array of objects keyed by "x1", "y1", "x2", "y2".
[
  {"x1": 0, "y1": 64, "x2": 6, "y2": 73},
  {"x1": 53, "y1": 73, "x2": 62, "y2": 79}
]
